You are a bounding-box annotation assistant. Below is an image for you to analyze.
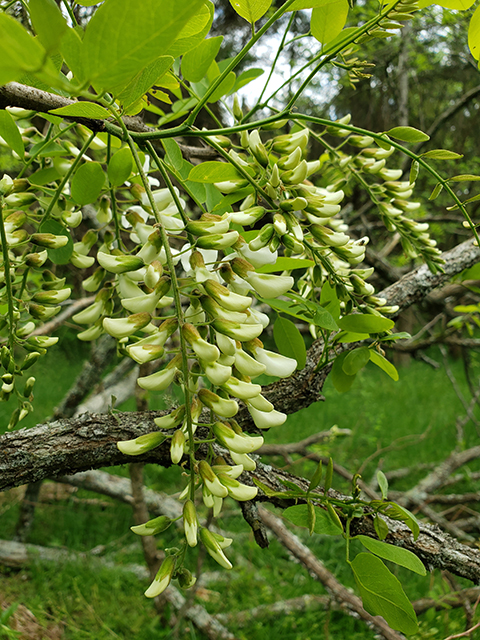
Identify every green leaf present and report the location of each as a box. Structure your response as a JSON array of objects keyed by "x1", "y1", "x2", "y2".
[
  {"x1": 165, "y1": 1, "x2": 214, "y2": 58},
  {"x1": 324, "y1": 457, "x2": 333, "y2": 493},
  {"x1": 378, "y1": 502, "x2": 420, "y2": 540},
  {"x1": 182, "y1": 36, "x2": 223, "y2": 83},
  {"x1": 356, "y1": 535, "x2": 426, "y2": 576},
  {"x1": 331, "y1": 351, "x2": 356, "y2": 393},
  {"x1": 376, "y1": 470, "x2": 388, "y2": 500},
  {"x1": 342, "y1": 347, "x2": 370, "y2": 376},
  {"x1": 409, "y1": 160, "x2": 419, "y2": 184},
  {"x1": 82, "y1": 0, "x2": 205, "y2": 93},
  {"x1": 70, "y1": 162, "x2": 105, "y2": 205},
  {"x1": 273, "y1": 316, "x2": 306, "y2": 370},
  {"x1": 374, "y1": 515, "x2": 389, "y2": 541},
  {"x1": 230, "y1": 68, "x2": 264, "y2": 94},
  {"x1": 260, "y1": 295, "x2": 338, "y2": 330},
  {"x1": 117, "y1": 56, "x2": 174, "y2": 112},
  {"x1": 420, "y1": 149, "x2": 463, "y2": 160},
  {"x1": 351, "y1": 554, "x2": 419, "y2": 634},
  {"x1": 369, "y1": 350, "x2": 399, "y2": 381},
  {"x1": 336, "y1": 331, "x2": 369, "y2": 343},
  {"x1": 320, "y1": 281, "x2": 340, "y2": 321},
  {"x1": 257, "y1": 257, "x2": 315, "y2": 273},
  {"x1": 29, "y1": 167, "x2": 61, "y2": 186},
  {"x1": 229, "y1": 0, "x2": 272, "y2": 23},
  {"x1": 290, "y1": 0, "x2": 343, "y2": 7},
  {"x1": 206, "y1": 66, "x2": 237, "y2": 103},
  {"x1": 307, "y1": 501, "x2": 316, "y2": 535},
  {"x1": 108, "y1": 147, "x2": 133, "y2": 187},
  {"x1": 49, "y1": 102, "x2": 111, "y2": 119},
  {"x1": 429, "y1": 182, "x2": 443, "y2": 200},
  {"x1": 39, "y1": 220, "x2": 73, "y2": 265},
  {"x1": 188, "y1": 161, "x2": 243, "y2": 183},
  {"x1": 0, "y1": 14, "x2": 51, "y2": 85},
  {"x1": 386, "y1": 126, "x2": 429, "y2": 143},
  {"x1": 283, "y1": 504, "x2": 343, "y2": 535},
  {"x1": 308, "y1": 460, "x2": 323, "y2": 493},
  {"x1": 29, "y1": 0, "x2": 68, "y2": 54},
  {"x1": 338, "y1": 314, "x2": 394, "y2": 334},
  {"x1": 61, "y1": 27, "x2": 86, "y2": 84},
  {"x1": 449, "y1": 174, "x2": 480, "y2": 182},
  {"x1": 311, "y1": 0, "x2": 349, "y2": 45},
  {"x1": 431, "y1": 0, "x2": 475, "y2": 7},
  {"x1": 0, "y1": 110, "x2": 24, "y2": 158}
]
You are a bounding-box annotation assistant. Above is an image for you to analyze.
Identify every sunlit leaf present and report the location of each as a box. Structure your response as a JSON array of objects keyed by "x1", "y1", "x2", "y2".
[
  {"x1": 49, "y1": 102, "x2": 111, "y2": 119},
  {"x1": 386, "y1": 126, "x2": 429, "y2": 143},
  {"x1": 311, "y1": 0, "x2": 349, "y2": 45},
  {"x1": 0, "y1": 110, "x2": 24, "y2": 158},
  {"x1": 229, "y1": 0, "x2": 272, "y2": 23}
]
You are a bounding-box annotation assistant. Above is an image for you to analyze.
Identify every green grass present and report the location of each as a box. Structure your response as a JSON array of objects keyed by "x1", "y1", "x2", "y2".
[{"x1": 1, "y1": 344, "x2": 478, "y2": 639}]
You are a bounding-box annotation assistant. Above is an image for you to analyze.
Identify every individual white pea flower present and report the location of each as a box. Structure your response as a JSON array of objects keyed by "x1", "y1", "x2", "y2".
[
  {"x1": 29, "y1": 303, "x2": 61, "y2": 321},
  {"x1": 31, "y1": 233, "x2": 68, "y2": 249},
  {"x1": 182, "y1": 323, "x2": 219, "y2": 362},
  {"x1": 136, "y1": 229, "x2": 163, "y2": 264},
  {"x1": 72, "y1": 299, "x2": 105, "y2": 325},
  {"x1": 212, "y1": 318, "x2": 263, "y2": 342},
  {"x1": 202, "y1": 484, "x2": 215, "y2": 509},
  {"x1": 199, "y1": 528, "x2": 232, "y2": 570},
  {"x1": 219, "y1": 261, "x2": 252, "y2": 296},
  {"x1": 393, "y1": 199, "x2": 421, "y2": 213},
  {"x1": 198, "y1": 388, "x2": 238, "y2": 418},
  {"x1": 281, "y1": 159, "x2": 308, "y2": 186},
  {"x1": 247, "y1": 224, "x2": 274, "y2": 252},
  {"x1": 217, "y1": 353, "x2": 235, "y2": 367},
  {"x1": 310, "y1": 225, "x2": 350, "y2": 248},
  {"x1": 212, "y1": 463, "x2": 244, "y2": 479},
  {"x1": 212, "y1": 421, "x2": 264, "y2": 454},
  {"x1": 246, "y1": 341, "x2": 297, "y2": 378},
  {"x1": 159, "y1": 211, "x2": 185, "y2": 234},
  {"x1": 306, "y1": 159, "x2": 321, "y2": 176},
  {"x1": 97, "y1": 251, "x2": 144, "y2": 274},
  {"x1": 230, "y1": 258, "x2": 293, "y2": 298},
  {"x1": 70, "y1": 252, "x2": 96, "y2": 269},
  {"x1": 379, "y1": 168, "x2": 403, "y2": 181},
  {"x1": 132, "y1": 317, "x2": 178, "y2": 350},
  {"x1": 127, "y1": 343, "x2": 164, "y2": 365},
  {"x1": 124, "y1": 207, "x2": 153, "y2": 240},
  {"x1": 272, "y1": 128, "x2": 309, "y2": 154},
  {"x1": 154, "y1": 405, "x2": 185, "y2": 429},
  {"x1": 145, "y1": 555, "x2": 176, "y2": 598},
  {"x1": 201, "y1": 296, "x2": 248, "y2": 323},
  {"x1": 33, "y1": 288, "x2": 71, "y2": 305},
  {"x1": 185, "y1": 299, "x2": 206, "y2": 325},
  {"x1": 137, "y1": 354, "x2": 182, "y2": 392},
  {"x1": 230, "y1": 206, "x2": 265, "y2": 227},
  {"x1": 121, "y1": 276, "x2": 171, "y2": 314},
  {"x1": 234, "y1": 348, "x2": 267, "y2": 378},
  {"x1": 236, "y1": 238, "x2": 278, "y2": 268},
  {"x1": 131, "y1": 515, "x2": 173, "y2": 536},
  {"x1": 181, "y1": 396, "x2": 203, "y2": 436},
  {"x1": 350, "y1": 274, "x2": 375, "y2": 296},
  {"x1": 218, "y1": 474, "x2": 258, "y2": 501},
  {"x1": 380, "y1": 305, "x2": 400, "y2": 314},
  {"x1": 117, "y1": 430, "x2": 165, "y2": 455},
  {"x1": 247, "y1": 404, "x2": 287, "y2": 429},
  {"x1": 182, "y1": 248, "x2": 219, "y2": 284},
  {"x1": 183, "y1": 500, "x2": 198, "y2": 547},
  {"x1": 245, "y1": 307, "x2": 269, "y2": 329},
  {"x1": 203, "y1": 360, "x2": 232, "y2": 386},
  {"x1": 0, "y1": 173, "x2": 13, "y2": 195},
  {"x1": 115, "y1": 275, "x2": 143, "y2": 300},
  {"x1": 213, "y1": 178, "x2": 249, "y2": 194},
  {"x1": 203, "y1": 279, "x2": 252, "y2": 312},
  {"x1": 170, "y1": 429, "x2": 185, "y2": 464},
  {"x1": 140, "y1": 186, "x2": 175, "y2": 209},
  {"x1": 16, "y1": 321, "x2": 36, "y2": 337},
  {"x1": 103, "y1": 312, "x2": 151, "y2": 339},
  {"x1": 199, "y1": 460, "x2": 229, "y2": 498},
  {"x1": 77, "y1": 322, "x2": 104, "y2": 341},
  {"x1": 25, "y1": 250, "x2": 48, "y2": 268},
  {"x1": 196, "y1": 231, "x2": 239, "y2": 251},
  {"x1": 230, "y1": 451, "x2": 257, "y2": 471},
  {"x1": 247, "y1": 393, "x2": 275, "y2": 412},
  {"x1": 221, "y1": 376, "x2": 262, "y2": 400},
  {"x1": 216, "y1": 331, "x2": 236, "y2": 356},
  {"x1": 62, "y1": 209, "x2": 82, "y2": 228},
  {"x1": 248, "y1": 129, "x2": 269, "y2": 166},
  {"x1": 186, "y1": 213, "x2": 231, "y2": 237}
]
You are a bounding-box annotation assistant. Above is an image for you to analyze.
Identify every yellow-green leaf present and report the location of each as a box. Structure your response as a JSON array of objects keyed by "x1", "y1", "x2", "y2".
[
  {"x1": 49, "y1": 102, "x2": 111, "y2": 119},
  {"x1": 229, "y1": 0, "x2": 272, "y2": 23},
  {"x1": 311, "y1": 0, "x2": 349, "y2": 45},
  {"x1": 469, "y1": 4, "x2": 480, "y2": 60}
]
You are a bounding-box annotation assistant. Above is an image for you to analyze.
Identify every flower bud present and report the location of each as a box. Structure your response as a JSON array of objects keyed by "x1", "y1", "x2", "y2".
[
  {"x1": 213, "y1": 421, "x2": 263, "y2": 453},
  {"x1": 72, "y1": 300, "x2": 105, "y2": 326},
  {"x1": 103, "y1": 312, "x2": 151, "y2": 338},
  {"x1": 33, "y1": 288, "x2": 71, "y2": 305},
  {"x1": 212, "y1": 318, "x2": 263, "y2": 342},
  {"x1": 199, "y1": 460, "x2": 229, "y2": 498},
  {"x1": 277, "y1": 146, "x2": 303, "y2": 171},
  {"x1": 183, "y1": 500, "x2": 198, "y2": 547},
  {"x1": 310, "y1": 225, "x2": 350, "y2": 247},
  {"x1": 218, "y1": 473, "x2": 258, "y2": 501},
  {"x1": 82, "y1": 268, "x2": 105, "y2": 292},
  {"x1": 248, "y1": 130, "x2": 269, "y2": 166},
  {"x1": 247, "y1": 405, "x2": 287, "y2": 429},
  {"x1": 216, "y1": 331, "x2": 236, "y2": 356},
  {"x1": 5, "y1": 192, "x2": 36, "y2": 207},
  {"x1": 182, "y1": 323, "x2": 219, "y2": 362},
  {"x1": 117, "y1": 431, "x2": 165, "y2": 455},
  {"x1": 154, "y1": 405, "x2": 186, "y2": 429},
  {"x1": 145, "y1": 555, "x2": 176, "y2": 598},
  {"x1": 222, "y1": 376, "x2": 261, "y2": 400},
  {"x1": 170, "y1": 429, "x2": 185, "y2": 464},
  {"x1": 199, "y1": 527, "x2": 232, "y2": 569},
  {"x1": 187, "y1": 213, "x2": 230, "y2": 237},
  {"x1": 234, "y1": 348, "x2": 266, "y2": 377},
  {"x1": 230, "y1": 206, "x2": 266, "y2": 227},
  {"x1": 230, "y1": 451, "x2": 257, "y2": 470},
  {"x1": 281, "y1": 159, "x2": 308, "y2": 185},
  {"x1": 29, "y1": 303, "x2": 60, "y2": 320},
  {"x1": 213, "y1": 178, "x2": 249, "y2": 194},
  {"x1": 272, "y1": 129, "x2": 309, "y2": 154},
  {"x1": 177, "y1": 568, "x2": 196, "y2": 589},
  {"x1": 131, "y1": 515, "x2": 172, "y2": 536},
  {"x1": 203, "y1": 360, "x2": 232, "y2": 385},
  {"x1": 97, "y1": 251, "x2": 144, "y2": 274},
  {"x1": 196, "y1": 231, "x2": 239, "y2": 250},
  {"x1": 20, "y1": 351, "x2": 41, "y2": 371},
  {"x1": 198, "y1": 388, "x2": 239, "y2": 418},
  {"x1": 203, "y1": 279, "x2": 252, "y2": 312},
  {"x1": 25, "y1": 251, "x2": 48, "y2": 268},
  {"x1": 137, "y1": 355, "x2": 181, "y2": 391},
  {"x1": 31, "y1": 233, "x2": 68, "y2": 249}
]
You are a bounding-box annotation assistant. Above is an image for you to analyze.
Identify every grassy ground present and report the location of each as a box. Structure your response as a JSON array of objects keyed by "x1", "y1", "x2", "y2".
[{"x1": 0, "y1": 342, "x2": 478, "y2": 639}]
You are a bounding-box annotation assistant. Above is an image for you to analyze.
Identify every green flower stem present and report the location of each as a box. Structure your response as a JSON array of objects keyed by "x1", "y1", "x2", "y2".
[
  {"x1": 252, "y1": 12, "x2": 296, "y2": 114},
  {"x1": 106, "y1": 134, "x2": 123, "y2": 249},
  {"x1": 294, "y1": 113, "x2": 480, "y2": 248},
  {"x1": 41, "y1": 130, "x2": 96, "y2": 224},
  {"x1": 184, "y1": 0, "x2": 297, "y2": 127},
  {"x1": 18, "y1": 122, "x2": 76, "y2": 179},
  {"x1": 112, "y1": 115, "x2": 197, "y2": 501},
  {"x1": 0, "y1": 200, "x2": 16, "y2": 350}
]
